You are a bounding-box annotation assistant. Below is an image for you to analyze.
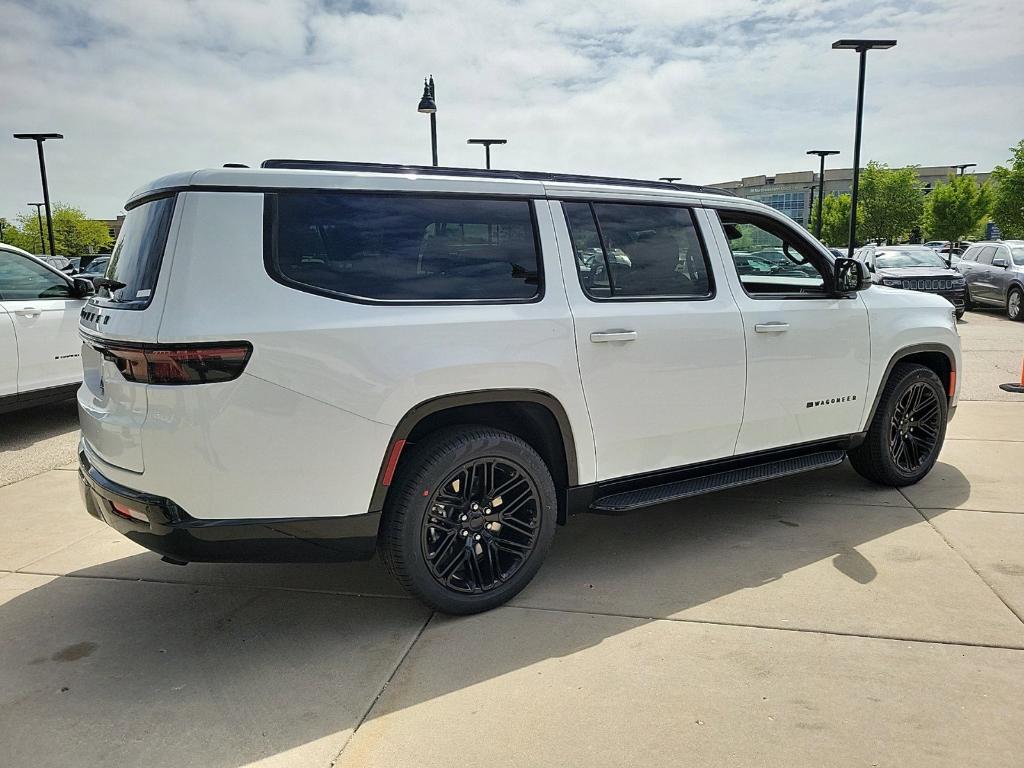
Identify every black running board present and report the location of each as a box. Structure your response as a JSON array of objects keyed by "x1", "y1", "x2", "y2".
[{"x1": 589, "y1": 450, "x2": 846, "y2": 513}]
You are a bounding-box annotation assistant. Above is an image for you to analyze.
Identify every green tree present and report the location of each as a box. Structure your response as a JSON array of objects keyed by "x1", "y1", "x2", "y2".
[
  {"x1": 857, "y1": 161, "x2": 924, "y2": 244},
  {"x1": 815, "y1": 193, "x2": 853, "y2": 247},
  {"x1": 0, "y1": 203, "x2": 111, "y2": 256},
  {"x1": 990, "y1": 139, "x2": 1024, "y2": 239},
  {"x1": 923, "y1": 174, "x2": 993, "y2": 244}
]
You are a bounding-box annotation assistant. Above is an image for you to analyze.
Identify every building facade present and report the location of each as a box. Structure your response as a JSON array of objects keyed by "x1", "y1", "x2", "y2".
[{"x1": 709, "y1": 166, "x2": 991, "y2": 230}]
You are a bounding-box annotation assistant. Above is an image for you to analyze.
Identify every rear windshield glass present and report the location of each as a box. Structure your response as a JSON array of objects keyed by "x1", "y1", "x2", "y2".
[
  {"x1": 94, "y1": 195, "x2": 176, "y2": 309},
  {"x1": 267, "y1": 192, "x2": 541, "y2": 302}
]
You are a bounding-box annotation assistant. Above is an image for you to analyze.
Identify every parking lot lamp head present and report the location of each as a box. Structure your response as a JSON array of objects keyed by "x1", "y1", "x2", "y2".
[
  {"x1": 831, "y1": 39, "x2": 896, "y2": 258},
  {"x1": 467, "y1": 138, "x2": 508, "y2": 170},
  {"x1": 953, "y1": 163, "x2": 977, "y2": 176}
]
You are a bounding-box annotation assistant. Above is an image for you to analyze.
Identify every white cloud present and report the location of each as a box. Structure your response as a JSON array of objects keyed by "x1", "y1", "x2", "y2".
[{"x1": 1, "y1": 0, "x2": 1021, "y2": 218}]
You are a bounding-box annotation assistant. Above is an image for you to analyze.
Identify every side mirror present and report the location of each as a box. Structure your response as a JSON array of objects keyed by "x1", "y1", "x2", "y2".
[
  {"x1": 72, "y1": 276, "x2": 96, "y2": 298},
  {"x1": 866, "y1": 262, "x2": 875, "y2": 273},
  {"x1": 834, "y1": 257, "x2": 869, "y2": 294},
  {"x1": 992, "y1": 256, "x2": 1009, "y2": 268}
]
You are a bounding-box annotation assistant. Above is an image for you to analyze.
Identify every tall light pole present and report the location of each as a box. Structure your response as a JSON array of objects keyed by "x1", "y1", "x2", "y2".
[
  {"x1": 806, "y1": 149, "x2": 840, "y2": 239},
  {"x1": 28, "y1": 202, "x2": 46, "y2": 254},
  {"x1": 832, "y1": 39, "x2": 896, "y2": 258},
  {"x1": 417, "y1": 76, "x2": 438, "y2": 166},
  {"x1": 954, "y1": 163, "x2": 976, "y2": 176},
  {"x1": 804, "y1": 184, "x2": 817, "y2": 234},
  {"x1": 13, "y1": 133, "x2": 62, "y2": 258},
  {"x1": 467, "y1": 138, "x2": 507, "y2": 169}
]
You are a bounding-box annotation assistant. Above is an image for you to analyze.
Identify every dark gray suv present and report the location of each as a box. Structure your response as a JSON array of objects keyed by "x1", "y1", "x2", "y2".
[{"x1": 958, "y1": 241, "x2": 1024, "y2": 320}]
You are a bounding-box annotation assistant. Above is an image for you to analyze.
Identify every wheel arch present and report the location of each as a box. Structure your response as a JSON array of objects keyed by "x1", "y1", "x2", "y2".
[
  {"x1": 368, "y1": 390, "x2": 578, "y2": 523},
  {"x1": 863, "y1": 343, "x2": 956, "y2": 429}
]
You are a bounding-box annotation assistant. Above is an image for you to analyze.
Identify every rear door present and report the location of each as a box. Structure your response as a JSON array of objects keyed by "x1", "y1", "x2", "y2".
[
  {"x1": 78, "y1": 194, "x2": 177, "y2": 473},
  {"x1": 707, "y1": 206, "x2": 870, "y2": 454},
  {"x1": 971, "y1": 246, "x2": 998, "y2": 302},
  {"x1": 0, "y1": 250, "x2": 83, "y2": 394},
  {"x1": 551, "y1": 198, "x2": 746, "y2": 481},
  {"x1": 992, "y1": 245, "x2": 1015, "y2": 302}
]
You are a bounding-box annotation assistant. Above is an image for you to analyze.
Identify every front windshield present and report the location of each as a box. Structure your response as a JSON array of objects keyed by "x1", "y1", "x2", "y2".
[
  {"x1": 1013, "y1": 247, "x2": 1024, "y2": 266},
  {"x1": 875, "y1": 249, "x2": 947, "y2": 269}
]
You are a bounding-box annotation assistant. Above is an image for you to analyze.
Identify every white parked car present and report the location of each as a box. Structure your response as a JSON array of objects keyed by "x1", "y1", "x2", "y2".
[
  {"x1": 77, "y1": 161, "x2": 961, "y2": 613},
  {"x1": 1, "y1": 243, "x2": 93, "y2": 413}
]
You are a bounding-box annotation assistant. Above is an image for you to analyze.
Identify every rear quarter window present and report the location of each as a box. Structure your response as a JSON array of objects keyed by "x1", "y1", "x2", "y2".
[
  {"x1": 265, "y1": 192, "x2": 541, "y2": 303},
  {"x1": 94, "y1": 194, "x2": 176, "y2": 310}
]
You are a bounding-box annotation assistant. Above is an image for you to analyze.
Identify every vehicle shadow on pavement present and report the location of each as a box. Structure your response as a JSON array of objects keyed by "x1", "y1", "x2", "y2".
[
  {"x1": 0, "y1": 461, "x2": 975, "y2": 768},
  {"x1": 0, "y1": 399, "x2": 78, "y2": 454}
]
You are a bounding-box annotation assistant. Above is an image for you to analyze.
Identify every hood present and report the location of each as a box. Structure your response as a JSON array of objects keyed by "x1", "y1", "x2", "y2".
[{"x1": 873, "y1": 265, "x2": 960, "y2": 280}]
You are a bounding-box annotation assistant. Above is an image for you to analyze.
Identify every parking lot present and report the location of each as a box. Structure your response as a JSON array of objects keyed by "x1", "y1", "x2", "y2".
[{"x1": 2, "y1": 308, "x2": 1022, "y2": 767}]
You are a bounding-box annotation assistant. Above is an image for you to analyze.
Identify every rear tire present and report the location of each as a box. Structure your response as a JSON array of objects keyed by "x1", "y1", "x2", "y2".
[
  {"x1": 1007, "y1": 287, "x2": 1023, "y2": 321},
  {"x1": 849, "y1": 363, "x2": 947, "y2": 487},
  {"x1": 379, "y1": 426, "x2": 557, "y2": 614}
]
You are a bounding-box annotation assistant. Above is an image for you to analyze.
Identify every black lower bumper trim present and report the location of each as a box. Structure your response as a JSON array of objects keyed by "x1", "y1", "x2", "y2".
[{"x1": 78, "y1": 448, "x2": 380, "y2": 563}]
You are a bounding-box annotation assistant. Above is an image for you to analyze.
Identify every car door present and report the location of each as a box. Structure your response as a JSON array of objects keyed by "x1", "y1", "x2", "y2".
[
  {"x1": 707, "y1": 206, "x2": 871, "y2": 455},
  {"x1": 549, "y1": 199, "x2": 746, "y2": 481},
  {"x1": 0, "y1": 250, "x2": 84, "y2": 394},
  {"x1": 991, "y1": 245, "x2": 1014, "y2": 303},
  {"x1": 970, "y1": 246, "x2": 998, "y2": 302},
  {"x1": 0, "y1": 304, "x2": 16, "y2": 400}
]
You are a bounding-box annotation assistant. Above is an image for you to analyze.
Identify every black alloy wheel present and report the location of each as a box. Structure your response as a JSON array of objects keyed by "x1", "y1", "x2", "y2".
[
  {"x1": 422, "y1": 458, "x2": 540, "y2": 594},
  {"x1": 848, "y1": 363, "x2": 948, "y2": 487},
  {"x1": 888, "y1": 381, "x2": 941, "y2": 473},
  {"x1": 380, "y1": 425, "x2": 557, "y2": 614}
]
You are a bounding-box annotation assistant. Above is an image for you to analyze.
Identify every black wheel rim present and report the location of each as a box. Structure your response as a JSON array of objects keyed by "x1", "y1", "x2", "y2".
[
  {"x1": 421, "y1": 458, "x2": 540, "y2": 594},
  {"x1": 889, "y1": 382, "x2": 941, "y2": 473}
]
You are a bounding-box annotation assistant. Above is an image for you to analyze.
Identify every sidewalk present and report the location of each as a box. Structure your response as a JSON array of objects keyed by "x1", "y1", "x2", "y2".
[{"x1": 1, "y1": 399, "x2": 1022, "y2": 767}]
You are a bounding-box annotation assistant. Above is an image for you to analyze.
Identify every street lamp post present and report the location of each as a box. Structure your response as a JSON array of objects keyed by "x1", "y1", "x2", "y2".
[
  {"x1": 953, "y1": 163, "x2": 976, "y2": 176},
  {"x1": 831, "y1": 39, "x2": 896, "y2": 258},
  {"x1": 28, "y1": 202, "x2": 46, "y2": 254},
  {"x1": 804, "y1": 184, "x2": 816, "y2": 235},
  {"x1": 467, "y1": 139, "x2": 507, "y2": 169},
  {"x1": 806, "y1": 149, "x2": 840, "y2": 239},
  {"x1": 13, "y1": 133, "x2": 63, "y2": 258},
  {"x1": 417, "y1": 76, "x2": 438, "y2": 167}
]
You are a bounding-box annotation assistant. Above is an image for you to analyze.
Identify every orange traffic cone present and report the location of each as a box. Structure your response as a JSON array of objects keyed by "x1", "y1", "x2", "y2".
[{"x1": 999, "y1": 356, "x2": 1024, "y2": 394}]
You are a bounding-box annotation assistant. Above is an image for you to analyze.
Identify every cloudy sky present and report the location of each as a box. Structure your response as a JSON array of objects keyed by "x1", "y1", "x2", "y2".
[{"x1": 2, "y1": 0, "x2": 1022, "y2": 219}]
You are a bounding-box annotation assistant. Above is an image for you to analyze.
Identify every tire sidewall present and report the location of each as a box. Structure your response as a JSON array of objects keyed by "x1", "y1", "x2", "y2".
[
  {"x1": 388, "y1": 428, "x2": 557, "y2": 613},
  {"x1": 1008, "y1": 288, "x2": 1023, "y2": 321},
  {"x1": 878, "y1": 367, "x2": 948, "y2": 483}
]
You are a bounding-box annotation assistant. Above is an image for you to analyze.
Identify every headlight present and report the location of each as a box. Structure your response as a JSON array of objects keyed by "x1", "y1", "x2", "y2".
[{"x1": 882, "y1": 278, "x2": 902, "y2": 287}]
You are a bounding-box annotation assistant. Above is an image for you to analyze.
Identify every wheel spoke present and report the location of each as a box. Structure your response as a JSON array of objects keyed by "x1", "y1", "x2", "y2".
[
  {"x1": 492, "y1": 537, "x2": 532, "y2": 555},
  {"x1": 496, "y1": 515, "x2": 536, "y2": 538}
]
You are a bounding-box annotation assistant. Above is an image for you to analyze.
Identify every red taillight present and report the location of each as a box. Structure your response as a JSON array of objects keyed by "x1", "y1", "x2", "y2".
[
  {"x1": 110, "y1": 501, "x2": 149, "y2": 523},
  {"x1": 95, "y1": 341, "x2": 252, "y2": 385}
]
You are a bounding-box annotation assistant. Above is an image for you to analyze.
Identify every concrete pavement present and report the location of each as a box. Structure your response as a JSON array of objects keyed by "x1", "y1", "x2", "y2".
[{"x1": 1, "y1": 310, "x2": 1023, "y2": 767}]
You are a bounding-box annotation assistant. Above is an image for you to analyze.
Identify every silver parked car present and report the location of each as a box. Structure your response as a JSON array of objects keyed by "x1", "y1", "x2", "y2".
[{"x1": 957, "y1": 241, "x2": 1024, "y2": 320}]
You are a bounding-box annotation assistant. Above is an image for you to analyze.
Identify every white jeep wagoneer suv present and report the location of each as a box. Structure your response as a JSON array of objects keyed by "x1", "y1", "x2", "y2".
[{"x1": 77, "y1": 160, "x2": 961, "y2": 613}]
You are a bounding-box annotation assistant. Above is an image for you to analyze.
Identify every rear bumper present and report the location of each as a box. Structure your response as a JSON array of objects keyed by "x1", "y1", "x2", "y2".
[{"x1": 78, "y1": 445, "x2": 380, "y2": 563}]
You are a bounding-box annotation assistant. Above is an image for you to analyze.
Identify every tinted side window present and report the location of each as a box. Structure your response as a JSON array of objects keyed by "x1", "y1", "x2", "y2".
[
  {"x1": 563, "y1": 202, "x2": 712, "y2": 299},
  {"x1": 977, "y1": 246, "x2": 996, "y2": 265},
  {"x1": 96, "y1": 195, "x2": 176, "y2": 310},
  {"x1": 268, "y1": 194, "x2": 540, "y2": 302},
  {"x1": 0, "y1": 252, "x2": 72, "y2": 300},
  {"x1": 961, "y1": 246, "x2": 978, "y2": 262}
]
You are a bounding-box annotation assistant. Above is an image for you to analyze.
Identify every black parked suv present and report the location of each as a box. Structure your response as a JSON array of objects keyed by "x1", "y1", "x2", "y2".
[{"x1": 857, "y1": 245, "x2": 966, "y2": 318}]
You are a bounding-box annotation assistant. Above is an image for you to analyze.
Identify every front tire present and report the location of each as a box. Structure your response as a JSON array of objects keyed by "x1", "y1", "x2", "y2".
[
  {"x1": 379, "y1": 426, "x2": 557, "y2": 614},
  {"x1": 849, "y1": 363, "x2": 947, "y2": 487},
  {"x1": 1007, "y1": 287, "x2": 1023, "y2": 321}
]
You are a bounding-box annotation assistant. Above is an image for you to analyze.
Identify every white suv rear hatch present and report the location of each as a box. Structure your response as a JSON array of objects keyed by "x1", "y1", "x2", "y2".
[{"x1": 78, "y1": 194, "x2": 178, "y2": 472}]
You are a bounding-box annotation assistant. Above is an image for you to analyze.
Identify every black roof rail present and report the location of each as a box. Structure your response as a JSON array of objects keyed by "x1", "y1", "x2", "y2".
[{"x1": 259, "y1": 159, "x2": 735, "y2": 196}]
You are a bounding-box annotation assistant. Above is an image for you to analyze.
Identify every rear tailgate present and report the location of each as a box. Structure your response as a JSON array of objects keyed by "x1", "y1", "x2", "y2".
[{"x1": 78, "y1": 194, "x2": 178, "y2": 473}]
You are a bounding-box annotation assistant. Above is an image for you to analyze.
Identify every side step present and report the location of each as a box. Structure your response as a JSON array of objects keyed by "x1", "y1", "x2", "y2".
[{"x1": 590, "y1": 450, "x2": 845, "y2": 513}]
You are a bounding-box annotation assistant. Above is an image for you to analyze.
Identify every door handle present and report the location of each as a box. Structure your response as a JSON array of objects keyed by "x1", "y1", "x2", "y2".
[
  {"x1": 754, "y1": 322, "x2": 790, "y2": 333},
  {"x1": 14, "y1": 307, "x2": 42, "y2": 317},
  {"x1": 590, "y1": 330, "x2": 638, "y2": 343}
]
